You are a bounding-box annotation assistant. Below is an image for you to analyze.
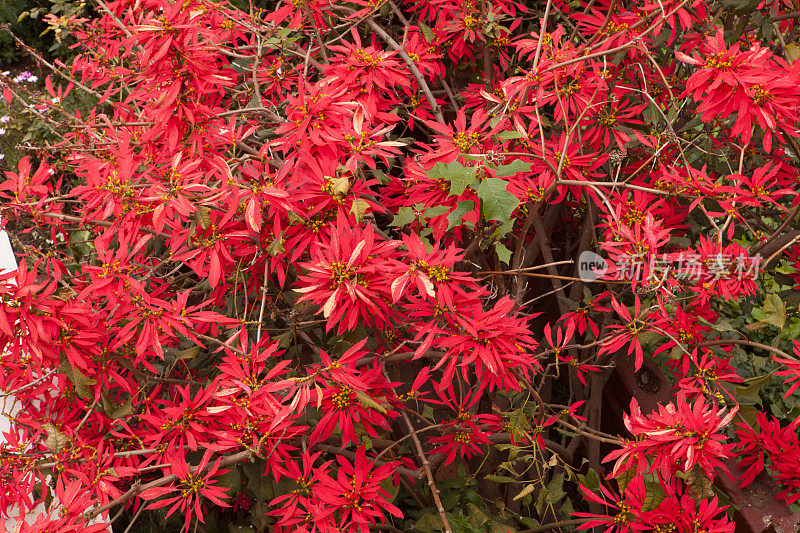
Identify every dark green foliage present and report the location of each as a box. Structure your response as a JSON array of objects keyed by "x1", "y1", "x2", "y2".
[{"x1": 0, "y1": 0, "x2": 51, "y2": 65}]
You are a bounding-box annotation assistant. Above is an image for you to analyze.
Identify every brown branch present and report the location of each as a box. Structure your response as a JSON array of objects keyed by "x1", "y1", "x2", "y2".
[
  {"x1": 302, "y1": 0, "x2": 329, "y2": 62},
  {"x1": 365, "y1": 18, "x2": 446, "y2": 124},
  {"x1": 518, "y1": 518, "x2": 593, "y2": 533},
  {"x1": 401, "y1": 411, "x2": 453, "y2": 532},
  {"x1": 695, "y1": 338, "x2": 796, "y2": 361},
  {"x1": 84, "y1": 450, "x2": 254, "y2": 520},
  {"x1": 773, "y1": 11, "x2": 800, "y2": 21}
]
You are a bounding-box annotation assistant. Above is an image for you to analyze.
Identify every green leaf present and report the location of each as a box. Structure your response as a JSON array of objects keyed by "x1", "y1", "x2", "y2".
[
  {"x1": 683, "y1": 464, "x2": 714, "y2": 501},
  {"x1": 390, "y1": 206, "x2": 416, "y2": 227},
  {"x1": 761, "y1": 293, "x2": 787, "y2": 329},
  {"x1": 380, "y1": 474, "x2": 399, "y2": 500},
  {"x1": 426, "y1": 161, "x2": 477, "y2": 196},
  {"x1": 780, "y1": 289, "x2": 800, "y2": 308},
  {"x1": 786, "y1": 43, "x2": 800, "y2": 63},
  {"x1": 733, "y1": 375, "x2": 770, "y2": 406},
  {"x1": 43, "y1": 422, "x2": 69, "y2": 453},
  {"x1": 196, "y1": 206, "x2": 212, "y2": 229},
  {"x1": 497, "y1": 130, "x2": 524, "y2": 140},
  {"x1": 534, "y1": 483, "x2": 547, "y2": 514},
  {"x1": 242, "y1": 460, "x2": 274, "y2": 501},
  {"x1": 371, "y1": 169, "x2": 391, "y2": 184},
  {"x1": 545, "y1": 472, "x2": 566, "y2": 505},
  {"x1": 641, "y1": 475, "x2": 667, "y2": 511},
  {"x1": 576, "y1": 468, "x2": 600, "y2": 491},
  {"x1": 419, "y1": 22, "x2": 436, "y2": 43},
  {"x1": 250, "y1": 499, "x2": 271, "y2": 533},
  {"x1": 518, "y1": 517, "x2": 540, "y2": 529},
  {"x1": 68, "y1": 229, "x2": 93, "y2": 260},
  {"x1": 447, "y1": 200, "x2": 475, "y2": 230},
  {"x1": 507, "y1": 408, "x2": 530, "y2": 441},
  {"x1": 267, "y1": 233, "x2": 285, "y2": 256},
  {"x1": 424, "y1": 205, "x2": 451, "y2": 218},
  {"x1": 513, "y1": 483, "x2": 536, "y2": 501},
  {"x1": 414, "y1": 514, "x2": 444, "y2": 533},
  {"x1": 350, "y1": 198, "x2": 370, "y2": 222},
  {"x1": 102, "y1": 392, "x2": 133, "y2": 420},
  {"x1": 615, "y1": 465, "x2": 636, "y2": 493},
  {"x1": 493, "y1": 219, "x2": 515, "y2": 239},
  {"x1": 466, "y1": 503, "x2": 490, "y2": 526},
  {"x1": 355, "y1": 390, "x2": 388, "y2": 414},
  {"x1": 710, "y1": 317, "x2": 735, "y2": 332},
  {"x1": 478, "y1": 178, "x2": 520, "y2": 222},
  {"x1": 495, "y1": 159, "x2": 532, "y2": 177},
  {"x1": 485, "y1": 474, "x2": 517, "y2": 484},
  {"x1": 637, "y1": 330, "x2": 661, "y2": 346},
  {"x1": 495, "y1": 242, "x2": 512, "y2": 265},
  {"x1": 744, "y1": 321, "x2": 770, "y2": 331},
  {"x1": 217, "y1": 466, "x2": 243, "y2": 494},
  {"x1": 490, "y1": 521, "x2": 517, "y2": 533},
  {"x1": 70, "y1": 366, "x2": 96, "y2": 399}
]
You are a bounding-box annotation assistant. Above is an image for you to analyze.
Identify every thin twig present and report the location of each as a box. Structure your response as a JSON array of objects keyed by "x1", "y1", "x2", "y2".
[
  {"x1": 365, "y1": 18, "x2": 445, "y2": 124},
  {"x1": 401, "y1": 411, "x2": 452, "y2": 532},
  {"x1": 1, "y1": 369, "x2": 57, "y2": 397}
]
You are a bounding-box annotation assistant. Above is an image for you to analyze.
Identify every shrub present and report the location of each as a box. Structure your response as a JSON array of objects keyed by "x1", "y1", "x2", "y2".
[{"x1": 1, "y1": 0, "x2": 800, "y2": 532}]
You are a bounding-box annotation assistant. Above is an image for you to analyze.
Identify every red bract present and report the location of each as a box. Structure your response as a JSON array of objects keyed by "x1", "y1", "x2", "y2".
[
  {"x1": 309, "y1": 364, "x2": 397, "y2": 446},
  {"x1": 0, "y1": 261, "x2": 62, "y2": 373},
  {"x1": 2, "y1": 0, "x2": 800, "y2": 529},
  {"x1": 599, "y1": 295, "x2": 665, "y2": 371},
  {"x1": 774, "y1": 340, "x2": 800, "y2": 398},
  {"x1": 295, "y1": 216, "x2": 398, "y2": 333},
  {"x1": 606, "y1": 393, "x2": 737, "y2": 480},
  {"x1": 419, "y1": 295, "x2": 540, "y2": 392},
  {"x1": 389, "y1": 233, "x2": 477, "y2": 306},
  {"x1": 427, "y1": 382, "x2": 499, "y2": 464},
  {"x1": 676, "y1": 29, "x2": 800, "y2": 150},
  {"x1": 640, "y1": 478, "x2": 734, "y2": 532},
  {"x1": 735, "y1": 412, "x2": 800, "y2": 504},
  {"x1": 141, "y1": 450, "x2": 230, "y2": 532},
  {"x1": 574, "y1": 477, "x2": 648, "y2": 533},
  {"x1": 315, "y1": 447, "x2": 402, "y2": 532},
  {"x1": 418, "y1": 107, "x2": 496, "y2": 165}
]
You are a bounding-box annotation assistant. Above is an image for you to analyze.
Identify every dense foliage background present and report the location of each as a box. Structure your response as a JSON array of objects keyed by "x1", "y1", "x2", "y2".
[{"x1": 1, "y1": 0, "x2": 800, "y2": 532}]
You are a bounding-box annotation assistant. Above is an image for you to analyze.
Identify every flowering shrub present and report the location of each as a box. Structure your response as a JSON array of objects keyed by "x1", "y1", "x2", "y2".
[
  {"x1": 0, "y1": 70, "x2": 44, "y2": 168},
  {"x1": 1, "y1": 0, "x2": 800, "y2": 531}
]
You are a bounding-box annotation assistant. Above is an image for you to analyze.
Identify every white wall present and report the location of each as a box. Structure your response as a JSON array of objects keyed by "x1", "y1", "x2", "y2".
[{"x1": 0, "y1": 222, "x2": 112, "y2": 531}]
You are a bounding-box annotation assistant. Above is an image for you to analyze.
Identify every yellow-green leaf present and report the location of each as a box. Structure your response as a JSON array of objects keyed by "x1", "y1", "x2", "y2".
[
  {"x1": 356, "y1": 390, "x2": 388, "y2": 414},
  {"x1": 43, "y1": 423, "x2": 69, "y2": 453},
  {"x1": 350, "y1": 198, "x2": 370, "y2": 222},
  {"x1": 513, "y1": 483, "x2": 536, "y2": 501},
  {"x1": 786, "y1": 43, "x2": 800, "y2": 63}
]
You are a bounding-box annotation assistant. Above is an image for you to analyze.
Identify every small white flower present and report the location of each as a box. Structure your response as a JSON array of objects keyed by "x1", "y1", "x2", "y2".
[
  {"x1": 28, "y1": 76, "x2": 38, "y2": 83},
  {"x1": 51, "y1": 97, "x2": 60, "y2": 104},
  {"x1": 47, "y1": 169, "x2": 55, "y2": 175},
  {"x1": 0, "y1": 154, "x2": 4, "y2": 160},
  {"x1": 1, "y1": 71, "x2": 8, "y2": 76},
  {"x1": 0, "y1": 128, "x2": 6, "y2": 135},
  {"x1": 0, "y1": 116, "x2": 9, "y2": 123}
]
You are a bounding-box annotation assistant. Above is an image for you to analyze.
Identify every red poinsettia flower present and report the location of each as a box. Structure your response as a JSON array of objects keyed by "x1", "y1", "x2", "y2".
[
  {"x1": 606, "y1": 393, "x2": 737, "y2": 481},
  {"x1": 141, "y1": 450, "x2": 230, "y2": 532}
]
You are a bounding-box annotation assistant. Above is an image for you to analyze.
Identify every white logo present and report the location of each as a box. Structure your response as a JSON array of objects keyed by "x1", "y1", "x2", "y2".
[{"x1": 578, "y1": 250, "x2": 608, "y2": 281}]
